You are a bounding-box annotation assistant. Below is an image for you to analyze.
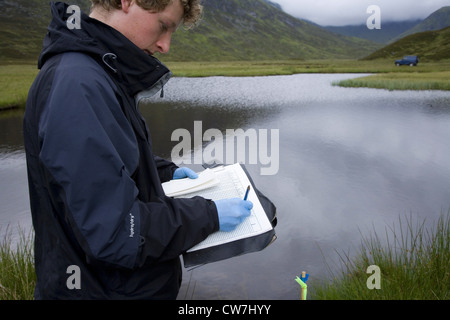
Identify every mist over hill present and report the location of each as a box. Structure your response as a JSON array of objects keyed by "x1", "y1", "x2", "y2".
[
  {"x1": 324, "y1": 20, "x2": 421, "y2": 44},
  {"x1": 391, "y1": 6, "x2": 450, "y2": 42},
  {"x1": 324, "y1": 6, "x2": 450, "y2": 45}
]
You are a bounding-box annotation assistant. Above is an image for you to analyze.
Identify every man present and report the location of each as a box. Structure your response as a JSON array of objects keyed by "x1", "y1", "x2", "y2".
[{"x1": 24, "y1": 0, "x2": 252, "y2": 299}]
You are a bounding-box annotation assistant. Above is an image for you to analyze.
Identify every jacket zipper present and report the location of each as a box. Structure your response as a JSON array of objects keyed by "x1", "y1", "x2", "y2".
[{"x1": 135, "y1": 70, "x2": 172, "y2": 108}]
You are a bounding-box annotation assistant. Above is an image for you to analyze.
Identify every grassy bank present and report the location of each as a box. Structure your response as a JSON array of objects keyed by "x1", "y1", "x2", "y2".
[
  {"x1": 1, "y1": 59, "x2": 449, "y2": 111},
  {"x1": 313, "y1": 213, "x2": 449, "y2": 300},
  {"x1": 335, "y1": 71, "x2": 450, "y2": 91},
  {"x1": 162, "y1": 59, "x2": 450, "y2": 77},
  {"x1": 0, "y1": 64, "x2": 38, "y2": 111},
  {"x1": 0, "y1": 213, "x2": 448, "y2": 300}
]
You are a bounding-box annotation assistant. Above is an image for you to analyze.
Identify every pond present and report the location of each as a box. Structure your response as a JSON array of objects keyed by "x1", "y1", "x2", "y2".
[{"x1": 1, "y1": 74, "x2": 450, "y2": 299}]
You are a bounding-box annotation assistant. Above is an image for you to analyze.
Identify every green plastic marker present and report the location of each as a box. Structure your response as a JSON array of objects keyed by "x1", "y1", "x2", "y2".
[{"x1": 295, "y1": 271, "x2": 308, "y2": 300}]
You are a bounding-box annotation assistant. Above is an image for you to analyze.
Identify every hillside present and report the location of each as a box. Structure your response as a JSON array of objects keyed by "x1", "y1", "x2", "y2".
[
  {"x1": 362, "y1": 26, "x2": 450, "y2": 61},
  {"x1": 160, "y1": 0, "x2": 380, "y2": 61},
  {"x1": 324, "y1": 20, "x2": 421, "y2": 44},
  {"x1": 392, "y1": 6, "x2": 450, "y2": 42},
  {"x1": 0, "y1": 0, "x2": 91, "y2": 62},
  {"x1": 0, "y1": 0, "x2": 380, "y2": 63}
]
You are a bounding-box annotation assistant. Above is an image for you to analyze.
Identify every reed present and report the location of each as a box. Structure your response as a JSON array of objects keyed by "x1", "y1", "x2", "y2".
[
  {"x1": 0, "y1": 227, "x2": 36, "y2": 300},
  {"x1": 313, "y1": 213, "x2": 449, "y2": 300},
  {"x1": 334, "y1": 71, "x2": 450, "y2": 91}
]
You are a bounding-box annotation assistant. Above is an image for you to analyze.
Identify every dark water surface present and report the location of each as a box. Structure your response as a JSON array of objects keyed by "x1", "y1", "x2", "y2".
[{"x1": 1, "y1": 74, "x2": 450, "y2": 299}]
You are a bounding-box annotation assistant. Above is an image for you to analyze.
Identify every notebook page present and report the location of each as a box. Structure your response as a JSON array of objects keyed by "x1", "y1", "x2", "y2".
[{"x1": 175, "y1": 164, "x2": 273, "y2": 252}]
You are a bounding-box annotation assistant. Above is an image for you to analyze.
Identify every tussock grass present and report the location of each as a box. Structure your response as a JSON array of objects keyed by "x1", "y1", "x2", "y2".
[
  {"x1": 313, "y1": 213, "x2": 450, "y2": 300},
  {"x1": 0, "y1": 227, "x2": 35, "y2": 300},
  {"x1": 0, "y1": 213, "x2": 448, "y2": 300},
  {"x1": 334, "y1": 71, "x2": 450, "y2": 91}
]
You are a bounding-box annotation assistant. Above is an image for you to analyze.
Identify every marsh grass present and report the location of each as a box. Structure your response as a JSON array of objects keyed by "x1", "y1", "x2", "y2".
[
  {"x1": 163, "y1": 59, "x2": 431, "y2": 77},
  {"x1": 334, "y1": 71, "x2": 450, "y2": 91},
  {"x1": 163, "y1": 59, "x2": 450, "y2": 77},
  {"x1": 313, "y1": 213, "x2": 449, "y2": 300},
  {"x1": 0, "y1": 227, "x2": 35, "y2": 300}
]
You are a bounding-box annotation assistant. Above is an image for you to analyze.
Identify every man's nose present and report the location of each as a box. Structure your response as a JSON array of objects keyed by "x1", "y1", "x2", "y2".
[{"x1": 156, "y1": 34, "x2": 172, "y2": 54}]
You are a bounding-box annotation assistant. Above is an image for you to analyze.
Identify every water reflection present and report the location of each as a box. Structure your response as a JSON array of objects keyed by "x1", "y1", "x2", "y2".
[
  {"x1": 0, "y1": 115, "x2": 31, "y2": 244},
  {"x1": 1, "y1": 74, "x2": 450, "y2": 299},
  {"x1": 140, "y1": 101, "x2": 280, "y2": 160}
]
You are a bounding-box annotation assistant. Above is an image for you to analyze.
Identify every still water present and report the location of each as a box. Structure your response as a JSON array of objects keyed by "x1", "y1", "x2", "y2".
[{"x1": 1, "y1": 74, "x2": 450, "y2": 299}]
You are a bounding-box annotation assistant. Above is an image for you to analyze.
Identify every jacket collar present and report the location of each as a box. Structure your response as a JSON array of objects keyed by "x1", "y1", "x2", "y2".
[{"x1": 39, "y1": 2, "x2": 172, "y2": 98}]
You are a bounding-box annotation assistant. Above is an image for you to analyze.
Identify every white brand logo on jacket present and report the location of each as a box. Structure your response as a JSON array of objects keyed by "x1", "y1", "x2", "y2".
[{"x1": 129, "y1": 213, "x2": 135, "y2": 238}]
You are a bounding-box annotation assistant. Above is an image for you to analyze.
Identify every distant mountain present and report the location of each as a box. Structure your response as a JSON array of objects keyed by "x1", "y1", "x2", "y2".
[
  {"x1": 324, "y1": 6, "x2": 450, "y2": 45},
  {"x1": 362, "y1": 26, "x2": 450, "y2": 61},
  {"x1": 391, "y1": 6, "x2": 450, "y2": 42},
  {"x1": 162, "y1": 0, "x2": 380, "y2": 61},
  {"x1": 0, "y1": 0, "x2": 380, "y2": 63},
  {"x1": 324, "y1": 20, "x2": 421, "y2": 44}
]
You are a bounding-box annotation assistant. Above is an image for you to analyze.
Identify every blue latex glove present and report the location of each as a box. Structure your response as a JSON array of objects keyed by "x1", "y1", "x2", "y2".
[
  {"x1": 214, "y1": 198, "x2": 253, "y2": 232},
  {"x1": 173, "y1": 167, "x2": 198, "y2": 180}
]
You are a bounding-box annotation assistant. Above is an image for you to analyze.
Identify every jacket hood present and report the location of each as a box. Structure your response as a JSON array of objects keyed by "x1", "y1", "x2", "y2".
[{"x1": 39, "y1": 2, "x2": 171, "y2": 97}]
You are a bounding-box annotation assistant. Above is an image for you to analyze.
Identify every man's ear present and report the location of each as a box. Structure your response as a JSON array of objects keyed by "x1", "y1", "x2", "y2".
[{"x1": 120, "y1": 0, "x2": 133, "y2": 13}]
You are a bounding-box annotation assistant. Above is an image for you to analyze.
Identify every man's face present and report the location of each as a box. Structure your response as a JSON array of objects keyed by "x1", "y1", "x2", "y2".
[{"x1": 118, "y1": 0, "x2": 184, "y2": 55}]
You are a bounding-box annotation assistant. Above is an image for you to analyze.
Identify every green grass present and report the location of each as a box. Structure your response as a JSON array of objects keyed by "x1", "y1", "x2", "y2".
[
  {"x1": 164, "y1": 59, "x2": 450, "y2": 93},
  {"x1": 363, "y1": 26, "x2": 450, "y2": 62},
  {"x1": 162, "y1": 59, "x2": 450, "y2": 77},
  {"x1": 313, "y1": 213, "x2": 449, "y2": 300},
  {"x1": 0, "y1": 227, "x2": 36, "y2": 300},
  {"x1": 0, "y1": 64, "x2": 38, "y2": 110},
  {"x1": 334, "y1": 71, "x2": 450, "y2": 91}
]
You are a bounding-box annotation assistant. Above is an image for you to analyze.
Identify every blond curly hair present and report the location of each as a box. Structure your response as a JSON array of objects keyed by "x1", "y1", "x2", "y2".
[{"x1": 90, "y1": 0, "x2": 203, "y2": 27}]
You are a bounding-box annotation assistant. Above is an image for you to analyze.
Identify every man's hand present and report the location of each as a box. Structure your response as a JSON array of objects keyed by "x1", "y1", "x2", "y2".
[{"x1": 214, "y1": 198, "x2": 253, "y2": 232}]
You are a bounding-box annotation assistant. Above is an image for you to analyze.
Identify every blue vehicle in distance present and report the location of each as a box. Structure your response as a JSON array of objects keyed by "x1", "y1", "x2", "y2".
[{"x1": 395, "y1": 55, "x2": 419, "y2": 66}]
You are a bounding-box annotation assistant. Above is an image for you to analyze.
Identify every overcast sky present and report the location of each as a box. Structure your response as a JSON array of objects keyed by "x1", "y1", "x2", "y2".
[{"x1": 270, "y1": 0, "x2": 450, "y2": 26}]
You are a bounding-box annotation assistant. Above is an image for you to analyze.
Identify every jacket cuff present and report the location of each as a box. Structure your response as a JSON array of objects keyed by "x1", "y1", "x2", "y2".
[{"x1": 207, "y1": 199, "x2": 220, "y2": 233}]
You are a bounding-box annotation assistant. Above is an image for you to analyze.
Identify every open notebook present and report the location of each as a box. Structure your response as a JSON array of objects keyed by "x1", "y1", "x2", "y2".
[{"x1": 162, "y1": 163, "x2": 276, "y2": 266}]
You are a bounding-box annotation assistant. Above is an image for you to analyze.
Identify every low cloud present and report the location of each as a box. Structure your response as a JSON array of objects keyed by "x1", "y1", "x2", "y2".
[{"x1": 271, "y1": 0, "x2": 450, "y2": 26}]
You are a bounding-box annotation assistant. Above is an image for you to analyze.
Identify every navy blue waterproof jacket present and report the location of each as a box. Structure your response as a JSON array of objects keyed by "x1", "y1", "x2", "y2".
[{"x1": 24, "y1": 2, "x2": 219, "y2": 299}]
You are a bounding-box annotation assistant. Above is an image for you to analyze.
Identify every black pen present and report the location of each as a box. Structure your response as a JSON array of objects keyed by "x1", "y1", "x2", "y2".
[{"x1": 243, "y1": 185, "x2": 250, "y2": 200}]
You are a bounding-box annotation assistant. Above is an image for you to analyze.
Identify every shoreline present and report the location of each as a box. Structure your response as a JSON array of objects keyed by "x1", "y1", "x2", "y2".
[{"x1": 1, "y1": 59, "x2": 449, "y2": 111}]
